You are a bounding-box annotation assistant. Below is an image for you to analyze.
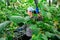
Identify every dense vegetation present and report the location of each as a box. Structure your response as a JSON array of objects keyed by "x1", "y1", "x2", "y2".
[{"x1": 0, "y1": 0, "x2": 60, "y2": 40}]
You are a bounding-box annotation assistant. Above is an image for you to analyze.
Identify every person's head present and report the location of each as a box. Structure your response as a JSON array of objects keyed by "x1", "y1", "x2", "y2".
[{"x1": 27, "y1": 7, "x2": 35, "y2": 18}]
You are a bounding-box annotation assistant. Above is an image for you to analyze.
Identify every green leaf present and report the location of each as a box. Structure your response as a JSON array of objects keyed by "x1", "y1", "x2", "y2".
[
  {"x1": 47, "y1": 12, "x2": 52, "y2": 20},
  {"x1": 0, "y1": 38, "x2": 6, "y2": 40},
  {"x1": 10, "y1": 16, "x2": 25, "y2": 23},
  {"x1": 41, "y1": 34, "x2": 48, "y2": 40},
  {"x1": 24, "y1": 16, "x2": 30, "y2": 21},
  {"x1": 0, "y1": 21, "x2": 11, "y2": 32},
  {"x1": 45, "y1": 32, "x2": 55, "y2": 38}
]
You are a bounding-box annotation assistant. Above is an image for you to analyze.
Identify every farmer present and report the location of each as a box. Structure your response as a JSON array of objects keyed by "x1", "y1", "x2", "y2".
[{"x1": 27, "y1": 6, "x2": 43, "y2": 21}]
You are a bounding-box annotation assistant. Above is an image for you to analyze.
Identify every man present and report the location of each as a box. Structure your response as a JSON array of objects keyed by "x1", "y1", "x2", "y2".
[{"x1": 27, "y1": 6, "x2": 43, "y2": 21}]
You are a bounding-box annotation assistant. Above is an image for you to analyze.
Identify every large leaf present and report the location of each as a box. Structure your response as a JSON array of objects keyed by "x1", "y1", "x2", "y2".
[
  {"x1": 0, "y1": 38, "x2": 6, "y2": 40},
  {"x1": 45, "y1": 32, "x2": 55, "y2": 38},
  {"x1": 10, "y1": 16, "x2": 25, "y2": 23},
  {"x1": 0, "y1": 21, "x2": 11, "y2": 32},
  {"x1": 24, "y1": 16, "x2": 30, "y2": 21}
]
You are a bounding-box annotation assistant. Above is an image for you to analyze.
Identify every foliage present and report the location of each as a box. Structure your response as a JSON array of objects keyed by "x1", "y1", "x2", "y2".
[
  {"x1": 0, "y1": 21, "x2": 11, "y2": 32},
  {"x1": 0, "y1": 0, "x2": 60, "y2": 40}
]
